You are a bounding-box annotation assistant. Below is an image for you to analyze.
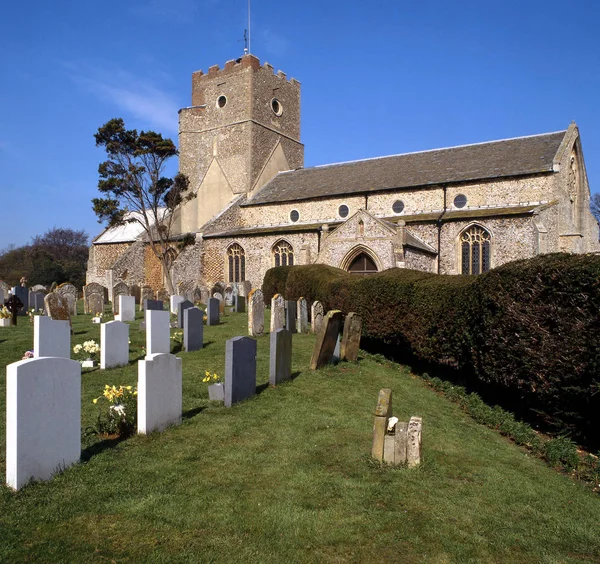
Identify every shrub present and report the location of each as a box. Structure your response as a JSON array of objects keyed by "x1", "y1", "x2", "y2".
[
  {"x1": 544, "y1": 436, "x2": 580, "y2": 470},
  {"x1": 262, "y1": 266, "x2": 294, "y2": 304}
]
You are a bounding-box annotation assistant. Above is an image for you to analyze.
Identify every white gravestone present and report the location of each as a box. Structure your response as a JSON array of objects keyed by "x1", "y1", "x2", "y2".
[
  {"x1": 170, "y1": 295, "x2": 184, "y2": 315},
  {"x1": 270, "y1": 294, "x2": 285, "y2": 332},
  {"x1": 34, "y1": 315, "x2": 70, "y2": 358},
  {"x1": 146, "y1": 310, "x2": 170, "y2": 355},
  {"x1": 138, "y1": 352, "x2": 182, "y2": 434},
  {"x1": 101, "y1": 320, "x2": 130, "y2": 369},
  {"x1": 6, "y1": 357, "x2": 81, "y2": 490},
  {"x1": 115, "y1": 295, "x2": 135, "y2": 322}
]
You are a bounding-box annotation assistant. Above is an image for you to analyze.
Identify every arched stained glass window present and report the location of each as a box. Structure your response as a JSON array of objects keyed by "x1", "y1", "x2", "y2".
[
  {"x1": 273, "y1": 240, "x2": 294, "y2": 267},
  {"x1": 460, "y1": 225, "x2": 491, "y2": 275},
  {"x1": 347, "y1": 253, "x2": 378, "y2": 275},
  {"x1": 227, "y1": 243, "x2": 246, "y2": 283}
]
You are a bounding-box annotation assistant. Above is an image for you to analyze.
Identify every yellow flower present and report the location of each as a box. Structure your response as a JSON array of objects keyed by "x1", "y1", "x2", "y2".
[
  {"x1": 92, "y1": 398, "x2": 98, "y2": 404},
  {"x1": 126, "y1": 386, "x2": 132, "y2": 390}
]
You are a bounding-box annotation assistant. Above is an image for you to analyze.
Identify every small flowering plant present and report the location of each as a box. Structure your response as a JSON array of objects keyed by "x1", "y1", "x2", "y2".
[
  {"x1": 0, "y1": 306, "x2": 11, "y2": 319},
  {"x1": 202, "y1": 370, "x2": 222, "y2": 384},
  {"x1": 73, "y1": 340, "x2": 101, "y2": 361},
  {"x1": 22, "y1": 350, "x2": 34, "y2": 360},
  {"x1": 171, "y1": 331, "x2": 183, "y2": 344},
  {"x1": 92, "y1": 384, "x2": 137, "y2": 437}
]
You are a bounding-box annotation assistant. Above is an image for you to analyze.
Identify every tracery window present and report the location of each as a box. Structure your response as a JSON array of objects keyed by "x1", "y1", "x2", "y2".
[
  {"x1": 273, "y1": 240, "x2": 294, "y2": 267},
  {"x1": 460, "y1": 225, "x2": 491, "y2": 275},
  {"x1": 227, "y1": 243, "x2": 246, "y2": 283},
  {"x1": 347, "y1": 253, "x2": 378, "y2": 275}
]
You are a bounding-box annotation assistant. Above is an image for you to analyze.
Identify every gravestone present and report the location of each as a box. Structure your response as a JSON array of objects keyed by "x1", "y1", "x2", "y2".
[
  {"x1": 224, "y1": 286, "x2": 233, "y2": 306},
  {"x1": 6, "y1": 357, "x2": 81, "y2": 490},
  {"x1": 138, "y1": 352, "x2": 182, "y2": 434},
  {"x1": 170, "y1": 295, "x2": 184, "y2": 315},
  {"x1": 371, "y1": 388, "x2": 392, "y2": 462},
  {"x1": 130, "y1": 284, "x2": 141, "y2": 305},
  {"x1": 269, "y1": 328, "x2": 292, "y2": 386},
  {"x1": 56, "y1": 284, "x2": 78, "y2": 316},
  {"x1": 141, "y1": 286, "x2": 154, "y2": 310},
  {"x1": 178, "y1": 281, "x2": 195, "y2": 302},
  {"x1": 156, "y1": 288, "x2": 169, "y2": 303},
  {"x1": 213, "y1": 291, "x2": 223, "y2": 302},
  {"x1": 31, "y1": 284, "x2": 46, "y2": 292},
  {"x1": 29, "y1": 292, "x2": 46, "y2": 312},
  {"x1": 112, "y1": 282, "x2": 130, "y2": 314},
  {"x1": 309, "y1": 310, "x2": 343, "y2": 370},
  {"x1": 234, "y1": 295, "x2": 246, "y2": 314},
  {"x1": 144, "y1": 299, "x2": 163, "y2": 311},
  {"x1": 285, "y1": 300, "x2": 297, "y2": 334},
  {"x1": 177, "y1": 299, "x2": 194, "y2": 329},
  {"x1": 393, "y1": 422, "x2": 409, "y2": 465},
  {"x1": 332, "y1": 333, "x2": 341, "y2": 364},
  {"x1": 5, "y1": 295, "x2": 23, "y2": 325},
  {"x1": 116, "y1": 295, "x2": 135, "y2": 322},
  {"x1": 0, "y1": 288, "x2": 4, "y2": 306},
  {"x1": 13, "y1": 286, "x2": 28, "y2": 315},
  {"x1": 340, "y1": 312, "x2": 362, "y2": 362},
  {"x1": 193, "y1": 286, "x2": 204, "y2": 304},
  {"x1": 297, "y1": 298, "x2": 308, "y2": 333},
  {"x1": 34, "y1": 316, "x2": 70, "y2": 358},
  {"x1": 240, "y1": 281, "x2": 252, "y2": 297},
  {"x1": 407, "y1": 416, "x2": 423, "y2": 468},
  {"x1": 207, "y1": 297, "x2": 220, "y2": 326},
  {"x1": 101, "y1": 320, "x2": 129, "y2": 369},
  {"x1": 83, "y1": 283, "x2": 105, "y2": 314},
  {"x1": 248, "y1": 289, "x2": 264, "y2": 336},
  {"x1": 224, "y1": 336, "x2": 257, "y2": 407},
  {"x1": 311, "y1": 301, "x2": 324, "y2": 334},
  {"x1": 44, "y1": 293, "x2": 71, "y2": 325},
  {"x1": 270, "y1": 294, "x2": 285, "y2": 332},
  {"x1": 183, "y1": 306, "x2": 203, "y2": 352},
  {"x1": 146, "y1": 310, "x2": 170, "y2": 355}
]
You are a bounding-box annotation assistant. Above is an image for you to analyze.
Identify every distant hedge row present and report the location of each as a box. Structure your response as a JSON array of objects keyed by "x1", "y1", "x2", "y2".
[{"x1": 262, "y1": 254, "x2": 600, "y2": 446}]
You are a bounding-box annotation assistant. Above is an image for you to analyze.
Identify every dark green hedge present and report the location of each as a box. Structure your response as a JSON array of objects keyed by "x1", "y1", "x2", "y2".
[{"x1": 262, "y1": 254, "x2": 600, "y2": 445}]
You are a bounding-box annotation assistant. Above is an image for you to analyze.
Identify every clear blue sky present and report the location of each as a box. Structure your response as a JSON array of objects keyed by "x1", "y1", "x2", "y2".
[{"x1": 1, "y1": 0, "x2": 599, "y2": 249}]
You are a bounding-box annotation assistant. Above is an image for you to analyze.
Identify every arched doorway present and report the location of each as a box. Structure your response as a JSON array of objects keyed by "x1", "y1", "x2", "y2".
[{"x1": 347, "y1": 252, "x2": 378, "y2": 274}]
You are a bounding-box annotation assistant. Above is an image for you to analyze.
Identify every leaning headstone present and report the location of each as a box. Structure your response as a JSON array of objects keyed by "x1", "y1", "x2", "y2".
[
  {"x1": 207, "y1": 297, "x2": 220, "y2": 326},
  {"x1": 248, "y1": 289, "x2": 264, "y2": 336},
  {"x1": 83, "y1": 282, "x2": 105, "y2": 315},
  {"x1": 297, "y1": 298, "x2": 308, "y2": 333},
  {"x1": 285, "y1": 300, "x2": 297, "y2": 334},
  {"x1": 309, "y1": 310, "x2": 343, "y2": 370},
  {"x1": 116, "y1": 295, "x2": 135, "y2": 322},
  {"x1": 183, "y1": 307, "x2": 203, "y2": 352},
  {"x1": 112, "y1": 282, "x2": 130, "y2": 314},
  {"x1": 146, "y1": 310, "x2": 170, "y2": 355},
  {"x1": 138, "y1": 353, "x2": 182, "y2": 434},
  {"x1": 34, "y1": 316, "x2": 70, "y2": 358},
  {"x1": 141, "y1": 286, "x2": 154, "y2": 310},
  {"x1": 311, "y1": 301, "x2": 324, "y2": 334},
  {"x1": 6, "y1": 357, "x2": 81, "y2": 490},
  {"x1": 269, "y1": 329, "x2": 292, "y2": 386},
  {"x1": 371, "y1": 388, "x2": 392, "y2": 462},
  {"x1": 177, "y1": 299, "x2": 193, "y2": 329},
  {"x1": 224, "y1": 336, "x2": 257, "y2": 407},
  {"x1": 340, "y1": 312, "x2": 362, "y2": 362},
  {"x1": 100, "y1": 320, "x2": 129, "y2": 369},
  {"x1": 144, "y1": 299, "x2": 163, "y2": 311},
  {"x1": 56, "y1": 284, "x2": 78, "y2": 316},
  {"x1": 13, "y1": 286, "x2": 28, "y2": 315},
  {"x1": 270, "y1": 294, "x2": 285, "y2": 332},
  {"x1": 407, "y1": 416, "x2": 423, "y2": 468},
  {"x1": 233, "y1": 295, "x2": 246, "y2": 314},
  {"x1": 170, "y1": 295, "x2": 184, "y2": 315},
  {"x1": 44, "y1": 293, "x2": 71, "y2": 325}
]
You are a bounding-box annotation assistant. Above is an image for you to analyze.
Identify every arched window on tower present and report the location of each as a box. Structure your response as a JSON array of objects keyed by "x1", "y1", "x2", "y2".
[
  {"x1": 272, "y1": 240, "x2": 294, "y2": 267},
  {"x1": 227, "y1": 243, "x2": 246, "y2": 283},
  {"x1": 460, "y1": 225, "x2": 491, "y2": 275}
]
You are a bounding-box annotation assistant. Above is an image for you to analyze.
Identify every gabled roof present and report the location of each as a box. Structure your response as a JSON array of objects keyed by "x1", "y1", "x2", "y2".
[
  {"x1": 93, "y1": 210, "x2": 164, "y2": 244},
  {"x1": 243, "y1": 130, "x2": 567, "y2": 206}
]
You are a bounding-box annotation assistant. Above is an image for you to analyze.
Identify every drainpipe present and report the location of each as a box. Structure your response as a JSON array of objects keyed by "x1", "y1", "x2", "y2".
[{"x1": 437, "y1": 186, "x2": 448, "y2": 274}]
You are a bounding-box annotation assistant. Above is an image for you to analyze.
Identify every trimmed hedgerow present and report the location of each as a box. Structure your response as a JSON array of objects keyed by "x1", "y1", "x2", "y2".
[{"x1": 261, "y1": 253, "x2": 600, "y2": 445}]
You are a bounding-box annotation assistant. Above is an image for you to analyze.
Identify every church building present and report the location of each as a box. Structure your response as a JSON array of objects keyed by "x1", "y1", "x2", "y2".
[{"x1": 86, "y1": 54, "x2": 600, "y2": 298}]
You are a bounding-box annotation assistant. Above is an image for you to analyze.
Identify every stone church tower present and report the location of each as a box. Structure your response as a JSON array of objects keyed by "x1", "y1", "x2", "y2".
[{"x1": 172, "y1": 54, "x2": 304, "y2": 235}]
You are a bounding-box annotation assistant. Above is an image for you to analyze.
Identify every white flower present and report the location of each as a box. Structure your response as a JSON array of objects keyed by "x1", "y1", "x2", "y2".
[
  {"x1": 387, "y1": 417, "x2": 399, "y2": 432},
  {"x1": 110, "y1": 404, "x2": 126, "y2": 416}
]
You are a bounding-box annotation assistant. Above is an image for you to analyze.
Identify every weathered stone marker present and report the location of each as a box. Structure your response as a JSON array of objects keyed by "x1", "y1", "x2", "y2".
[
  {"x1": 371, "y1": 388, "x2": 392, "y2": 462},
  {"x1": 394, "y1": 422, "x2": 409, "y2": 465},
  {"x1": 84, "y1": 282, "x2": 105, "y2": 314},
  {"x1": 56, "y1": 284, "x2": 78, "y2": 316},
  {"x1": 247, "y1": 289, "x2": 264, "y2": 336},
  {"x1": 269, "y1": 328, "x2": 292, "y2": 386},
  {"x1": 311, "y1": 301, "x2": 324, "y2": 334},
  {"x1": 224, "y1": 336, "x2": 257, "y2": 407},
  {"x1": 340, "y1": 312, "x2": 362, "y2": 362},
  {"x1": 183, "y1": 306, "x2": 203, "y2": 352},
  {"x1": 44, "y1": 293, "x2": 71, "y2": 325},
  {"x1": 285, "y1": 300, "x2": 297, "y2": 334},
  {"x1": 112, "y1": 282, "x2": 129, "y2": 314},
  {"x1": 270, "y1": 294, "x2": 285, "y2": 332},
  {"x1": 309, "y1": 310, "x2": 343, "y2": 370},
  {"x1": 407, "y1": 416, "x2": 423, "y2": 468},
  {"x1": 207, "y1": 297, "x2": 220, "y2": 326},
  {"x1": 297, "y1": 297, "x2": 308, "y2": 333}
]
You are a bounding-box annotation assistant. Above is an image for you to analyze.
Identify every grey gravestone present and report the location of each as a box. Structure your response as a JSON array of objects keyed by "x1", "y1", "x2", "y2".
[
  {"x1": 13, "y1": 287, "x2": 28, "y2": 315},
  {"x1": 44, "y1": 293, "x2": 71, "y2": 325},
  {"x1": 177, "y1": 299, "x2": 194, "y2": 329},
  {"x1": 311, "y1": 301, "x2": 324, "y2": 334},
  {"x1": 83, "y1": 283, "x2": 105, "y2": 314},
  {"x1": 183, "y1": 307, "x2": 203, "y2": 352},
  {"x1": 225, "y1": 336, "x2": 257, "y2": 407},
  {"x1": 207, "y1": 297, "x2": 220, "y2": 326},
  {"x1": 112, "y1": 282, "x2": 130, "y2": 314},
  {"x1": 56, "y1": 284, "x2": 78, "y2": 316},
  {"x1": 234, "y1": 295, "x2": 246, "y2": 313},
  {"x1": 297, "y1": 298, "x2": 308, "y2": 333},
  {"x1": 310, "y1": 310, "x2": 343, "y2": 370},
  {"x1": 340, "y1": 312, "x2": 362, "y2": 362},
  {"x1": 285, "y1": 300, "x2": 297, "y2": 334},
  {"x1": 213, "y1": 292, "x2": 223, "y2": 302},
  {"x1": 224, "y1": 286, "x2": 233, "y2": 306},
  {"x1": 248, "y1": 290, "x2": 264, "y2": 336},
  {"x1": 30, "y1": 291, "x2": 45, "y2": 312},
  {"x1": 270, "y1": 295, "x2": 285, "y2": 332},
  {"x1": 269, "y1": 328, "x2": 292, "y2": 386},
  {"x1": 30, "y1": 284, "x2": 46, "y2": 292},
  {"x1": 141, "y1": 286, "x2": 154, "y2": 310},
  {"x1": 144, "y1": 299, "x2": 164, "y2": 311}
]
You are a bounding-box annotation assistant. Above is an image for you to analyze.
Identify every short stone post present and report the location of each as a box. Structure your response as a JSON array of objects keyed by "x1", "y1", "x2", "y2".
[
  {"x1": 340, "y1": 312, "x2": 362, "y2": 362},
  {"x1": 248, "y1": 289, "x2": 264, "y2": 336},
  {"x1": 311, "y1": 301, "x2": 324, "y2": 334},
  {"x1": 224, "y1": 336, "x2": 257, "y2": 407},
  {"x1": 207, "y1": 297, "x2": 220, "y2": 326},
  {"x1": 297, "y1": 298, "x2": 308, "y2": 333},
  {"x1": 270, "y1": 294, "x2": 285, "y2": 332},
  {"x1": 309, "y1": 310, "x2": 343, "y2": 370},
  {"x1": 371, "y1": 388, "x2": 392, "y2": 462},
  {"x1": 183, "y1": 306, "x2": 204, "y2": 352},
  {"x1": 146, "y1": 310, "x2": 170, "y2": 355},
  {"x1": 101, "y1": 320, "x2": 129, "y2": 369},
  {"x1": 269, "y1": 328, "x2": 292, "y2": 386}
]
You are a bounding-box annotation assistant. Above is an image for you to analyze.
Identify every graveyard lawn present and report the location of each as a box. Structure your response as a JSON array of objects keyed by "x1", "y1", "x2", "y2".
[{"x1": 0, "y1": 304, "x2": 599, "y2": 562}]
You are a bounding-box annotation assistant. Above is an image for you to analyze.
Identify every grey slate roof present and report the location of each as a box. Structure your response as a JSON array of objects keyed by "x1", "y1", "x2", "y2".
[{"x1": 244, "y1": 131, "x2": 567, "y2": 206}]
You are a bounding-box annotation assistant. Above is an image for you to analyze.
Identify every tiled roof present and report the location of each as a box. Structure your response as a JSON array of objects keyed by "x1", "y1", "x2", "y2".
[{"x1": 244, "y1": 131, "x2": 566, "y2": 206}]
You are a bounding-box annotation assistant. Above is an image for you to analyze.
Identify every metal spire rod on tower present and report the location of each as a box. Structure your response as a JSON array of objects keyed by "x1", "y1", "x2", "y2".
[{"x1": 247, "y1": 0, "x2": 251, "y2": 54}]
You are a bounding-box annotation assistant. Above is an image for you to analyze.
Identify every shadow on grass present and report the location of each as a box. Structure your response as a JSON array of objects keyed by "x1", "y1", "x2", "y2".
[
  {"x1": 290, "y1": 371, "x2": 302, "y2": 381},
  {"x1": 80, "y1": 434, "x2": 128, "y2": 463},
  {"x1": 182, "y1": 406, "x2": 207, "y2": 421},
  {"x1": 256, "y1": 382, "x2": 270, "y2": 395}
]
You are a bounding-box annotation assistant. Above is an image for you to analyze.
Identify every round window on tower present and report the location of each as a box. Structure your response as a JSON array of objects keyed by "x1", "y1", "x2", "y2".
[
  {"x1": 454, "y1": 194, "x2": 468, "y2": 209},
  {"x1": 338, "y1": 204, "x2": 349, "y2": 218},
  {"x1": 290, "y1": 209, "x2": 299, "y2": 223},
  {"x1": 271, "y1": 98, "x2": 283, "y2": 116},
  {"x1": 217, "y1": 95, "x2": 227, "y2": 108},
  {"x1": 392, "y1": 200, "x2": 405, "y2": 214}
]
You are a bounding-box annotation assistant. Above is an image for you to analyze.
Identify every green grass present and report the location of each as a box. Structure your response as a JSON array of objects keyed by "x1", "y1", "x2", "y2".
[{"x1": 0, "y1": 305, "x2": 599, "y2": 562}]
